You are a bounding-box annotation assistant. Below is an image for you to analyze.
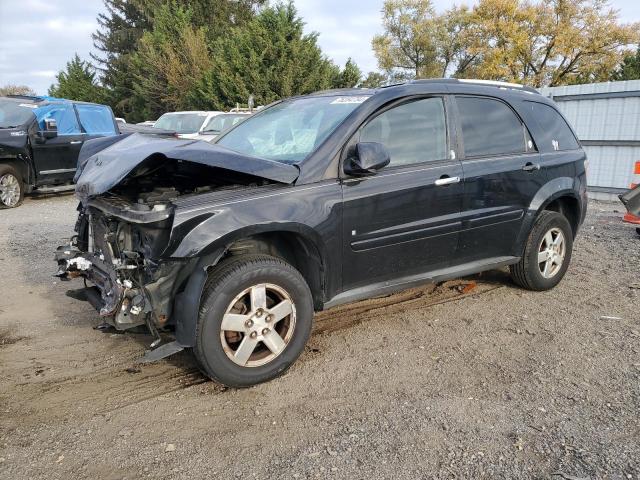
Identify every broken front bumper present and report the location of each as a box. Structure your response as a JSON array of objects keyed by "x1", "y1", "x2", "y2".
[{"x1": 55, "y1": 245, "x2": 147, "y2": 329}]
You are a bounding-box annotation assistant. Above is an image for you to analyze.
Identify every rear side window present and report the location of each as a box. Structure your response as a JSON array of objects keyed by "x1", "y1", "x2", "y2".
[
  {"x1": 456, "y1": 96, "x2": 527, "y2": 157},
  {"x1": 527, "y1": 102, "x2": 579, "y2": 151},
  {"x1": 75, "y1": 104, "x2": 117, "y2": 136},
  {"x1": 360, "y1": 97, "x2": 447, "y2": 166}
]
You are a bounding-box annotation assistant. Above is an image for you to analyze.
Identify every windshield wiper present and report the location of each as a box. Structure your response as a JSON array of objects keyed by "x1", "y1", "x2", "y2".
[
  {"x1": 0, "y1": 125, "x2": 20, "y2": 129},
  {"x1": 202, "y1": 129, "x2": 221, "y2": 134}
]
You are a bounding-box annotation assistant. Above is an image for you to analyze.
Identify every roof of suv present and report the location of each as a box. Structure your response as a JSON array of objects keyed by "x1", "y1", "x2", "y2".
[{"x1": 312, "y1": 78, "x2": 541, "y2": 98}]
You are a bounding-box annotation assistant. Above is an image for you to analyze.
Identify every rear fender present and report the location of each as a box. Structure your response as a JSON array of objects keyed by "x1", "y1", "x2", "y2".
[{"x1": 513, "y1": 176, "x2": 583, "y2": 255}]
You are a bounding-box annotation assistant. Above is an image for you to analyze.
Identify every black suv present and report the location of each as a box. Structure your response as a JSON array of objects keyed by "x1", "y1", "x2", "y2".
[
  {"x1": 56, "y1": 79, "x2": 587, "y2": 387},
  {"x1": 0, "y1": 95, "x2": 119, "y2": 208}
]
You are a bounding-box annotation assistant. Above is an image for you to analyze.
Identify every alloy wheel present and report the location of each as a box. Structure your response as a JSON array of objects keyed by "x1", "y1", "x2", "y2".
[
  {"x1": 537, "y1": 227, "x2": 566, "y2": 279},
  {"x1": 219, "y1": 283, "x2": 296, "y2": 367},
  {"x1": 0, "y1": 173, "x2": 20, "y2": 207}
]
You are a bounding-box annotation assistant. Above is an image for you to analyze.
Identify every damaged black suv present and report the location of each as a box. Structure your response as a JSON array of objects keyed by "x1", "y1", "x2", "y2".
[{"x1": 56, "y1": 79, "x2": 587, "y2": 387}]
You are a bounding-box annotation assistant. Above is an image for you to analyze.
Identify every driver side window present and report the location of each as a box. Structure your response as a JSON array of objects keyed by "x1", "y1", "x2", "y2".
[{"x1": 360, "y1": 97, "x2": 447, "y2": 167}]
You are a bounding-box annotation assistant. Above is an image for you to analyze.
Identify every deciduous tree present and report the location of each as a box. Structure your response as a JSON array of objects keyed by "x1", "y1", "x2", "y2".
[
  {"x1": 359, "y1": 72, "x2": 389, "y2": 88},
  {"x1": 0, "y1": 85, "x2": 36, "y2": 97},
  {"x1": 372, "y1": 0, "x2": 443, "y2": 79},
  {"x1": 372, "y1": 0, "x2": 640, "y2": 87}
]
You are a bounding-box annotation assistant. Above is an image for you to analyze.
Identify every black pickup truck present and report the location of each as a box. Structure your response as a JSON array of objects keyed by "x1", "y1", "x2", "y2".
[{"x1": 0, "y1": 95, "x2": 119, "y2": 208}]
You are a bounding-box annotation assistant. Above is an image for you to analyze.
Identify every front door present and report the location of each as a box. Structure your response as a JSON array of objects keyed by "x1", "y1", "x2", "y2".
[
  {"x1": 32, "y1": 133, "x2": 85, "y2": 185},
  {"x1": 31, "y1": 102, "x2": 84, "y2": 186},
  {"x1": 452, "y1": 95, "x2": 546, "y2": 262},
  {"x1": 341, "y1": 96, "x2": 463, "y2": 291}
]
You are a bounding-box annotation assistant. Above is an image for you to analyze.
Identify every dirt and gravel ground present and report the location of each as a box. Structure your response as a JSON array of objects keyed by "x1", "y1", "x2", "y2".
[{"x1": 0, "y1": 193, "x2": 638, "y2": 480}]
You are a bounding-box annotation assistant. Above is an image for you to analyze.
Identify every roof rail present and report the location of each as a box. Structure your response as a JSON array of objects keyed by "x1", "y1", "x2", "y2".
[
  {"x1": 410, "y1": 78, "x2": 539, "y2": 94},
  {"x1": 457, "y1": 79, "x2": 539, "y2": 94},
  {"x1": 5, "y1": 94, "x2": 44, "y2": 101}
]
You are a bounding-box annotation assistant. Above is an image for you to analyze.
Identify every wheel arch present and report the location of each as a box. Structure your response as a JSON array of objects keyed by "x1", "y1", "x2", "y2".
[
  {"x1": 172, "y1": 225, "x2": 328, "y2": 348},
  {"x1": 0, "y1": 155, "x2": 35, "y2": 191},
  {"x1": 514, "y1": 177, "x2": 584, "y2": 256},
  {"x1": 539, "y1": 193, "x2": 581, "y2": 238}
]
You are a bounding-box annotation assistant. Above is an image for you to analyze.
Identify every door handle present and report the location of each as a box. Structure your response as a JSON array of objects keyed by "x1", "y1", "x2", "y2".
[
  {"x1": 434, "y1": 176, "x2": 461, "y2": 186},
  {"x1": 69, "y1": 141, "x2": 82, "y2": 144},
  {"x1": 522, "y1": 162, "x2": 540, "y2": 172}
]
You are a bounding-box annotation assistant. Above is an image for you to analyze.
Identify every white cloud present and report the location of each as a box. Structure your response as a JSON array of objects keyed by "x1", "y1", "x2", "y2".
[
  {"x1": 0, "y1": 0, "x2": 639, "y2": 95},
  {"x1": 0, "y1": 0, "x2": 105, "y2": 94},
  {"x1": 30, "y1": 70, "x2": 57, "y2": 78}
]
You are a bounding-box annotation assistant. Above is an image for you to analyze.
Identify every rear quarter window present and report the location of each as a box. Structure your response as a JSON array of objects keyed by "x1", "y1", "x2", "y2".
[
  {"x1": 527, "y1": 102, "x2": 579, "y2": 151},
  {"x1": 75, "y1": 104, "x2": 117, "y2": 136},
  {"x1": 456, "y1": 96, "x2": 529, "y2": 157}
]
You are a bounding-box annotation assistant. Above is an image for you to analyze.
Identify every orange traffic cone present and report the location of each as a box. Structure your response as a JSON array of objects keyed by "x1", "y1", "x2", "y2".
[{"x1": 623, "y1": 161, "x2": 640, "y2": 224}]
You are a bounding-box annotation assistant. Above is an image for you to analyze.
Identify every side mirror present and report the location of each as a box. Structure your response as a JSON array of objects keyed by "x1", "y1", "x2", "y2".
[
  {"x1": 35, "y1": 119, "x2": 58, "y2": 143},
  {"x1": 43, "y1": 118, "x2": 58, "y2": 138},
  {"x1": 344, "y1": 142, "x2": 391, "y2": 176}
]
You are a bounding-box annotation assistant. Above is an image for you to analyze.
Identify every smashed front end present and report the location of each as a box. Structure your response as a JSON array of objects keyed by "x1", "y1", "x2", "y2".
[
  {"x1": 55, "y1": 133, "x2": 299, "y2": 357},
  {"x1": 55, "y1": 193, "x2": 184, "y2": 342}
]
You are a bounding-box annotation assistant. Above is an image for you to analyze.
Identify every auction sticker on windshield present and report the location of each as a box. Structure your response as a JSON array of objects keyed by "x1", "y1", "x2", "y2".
[{"x1": 330, "y1": 96, "x2": 369, "y2": 104}]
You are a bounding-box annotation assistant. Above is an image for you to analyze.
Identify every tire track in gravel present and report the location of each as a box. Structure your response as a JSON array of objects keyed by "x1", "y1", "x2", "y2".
[{"x1": 2, "y1": 277, "x2": 501, "y2": 428}]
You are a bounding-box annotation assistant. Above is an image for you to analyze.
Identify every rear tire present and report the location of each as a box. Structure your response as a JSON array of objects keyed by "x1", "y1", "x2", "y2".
[
  {"x1": 193, "y1": 254, "x2": 313, "y2": 387},
  {"x1": 0, "y1": 164, "x2": 24, "y2": 208},
  {"x1": 510, "y1": 211, "x2": 573, "y2": 291}
]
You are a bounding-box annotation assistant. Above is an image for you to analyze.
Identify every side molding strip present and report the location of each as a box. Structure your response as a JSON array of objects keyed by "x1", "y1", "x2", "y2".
[{"x1": 324, "y1": 256, "x2": 519, "y2": 309}]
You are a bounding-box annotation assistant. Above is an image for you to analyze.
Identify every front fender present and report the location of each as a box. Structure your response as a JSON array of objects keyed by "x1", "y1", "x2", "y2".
[
  {"x1": 166, "y1": 215, "x2": 329, "y2": 261},
  {"x1": 163, "y1": 182, "x2": 340, "y2": 259},
  {"x1": 170, "y1": 223, "x2": 328, "y2": 347},
  {"x1": 173, "y1": 249, "x2": 225, "y2": 347}
]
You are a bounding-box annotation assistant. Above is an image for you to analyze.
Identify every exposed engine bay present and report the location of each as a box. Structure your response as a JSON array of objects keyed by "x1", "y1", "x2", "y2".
[{"x1": 55, "y1": 157, "x2": 277, "y2": 340}]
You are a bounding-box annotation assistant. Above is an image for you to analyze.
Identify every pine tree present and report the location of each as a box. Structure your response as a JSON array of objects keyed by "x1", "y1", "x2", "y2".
[
  {"x1": 190, "y1": 2, "x2": 341, "y2": 110},
  {"x1": 130, "y1": 4, "x2": 212, "y2": 119},
  {"x1": 48, "y1": 54, "x2": 105, "y2": 103},
  {"x1": 91, "y1": 0, "x2": 267, "y2": 121},
  {"x1": 611, "y1": 46, "x2": 640, "y2": 81},
  {"x1": 91, "y1": 0, "x2": 151, "y2": 120},
  {"x1": 333, "y1": 58, "x2": 362, "y2": 88}
]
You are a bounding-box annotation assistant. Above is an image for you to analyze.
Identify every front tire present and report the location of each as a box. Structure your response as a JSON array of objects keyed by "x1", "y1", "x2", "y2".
[
  {"x1": 193, "y1": 254, "x2": 314, "y2": 387},
  {"x1": 510, "y1": 211, "x2": 573, "y2": 291},
  {"x1": 0, "y1": 164, "x2": 24, "y2": 208}
]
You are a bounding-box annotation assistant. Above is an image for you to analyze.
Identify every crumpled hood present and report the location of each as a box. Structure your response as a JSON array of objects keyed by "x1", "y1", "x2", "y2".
[{"x1": 74, "y1": 133, "x2": 299, "y2": 201}]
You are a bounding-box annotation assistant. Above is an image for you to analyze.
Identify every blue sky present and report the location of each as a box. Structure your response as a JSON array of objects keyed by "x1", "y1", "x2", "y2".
[{"x1": 1, "y1": 0, "x2": 640, "y2": 95}]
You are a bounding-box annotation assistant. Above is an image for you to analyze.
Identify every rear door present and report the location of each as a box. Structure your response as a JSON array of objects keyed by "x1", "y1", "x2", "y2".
[
  {"x1": 453, "y1": 95, "x2": 545, "y2": 262},
  {"x1": 341, "y1": 96, "x2": 464, "y2": 290},
  {"x1": 75, "y1": 103, "x2": 118, "y2": 144}
]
